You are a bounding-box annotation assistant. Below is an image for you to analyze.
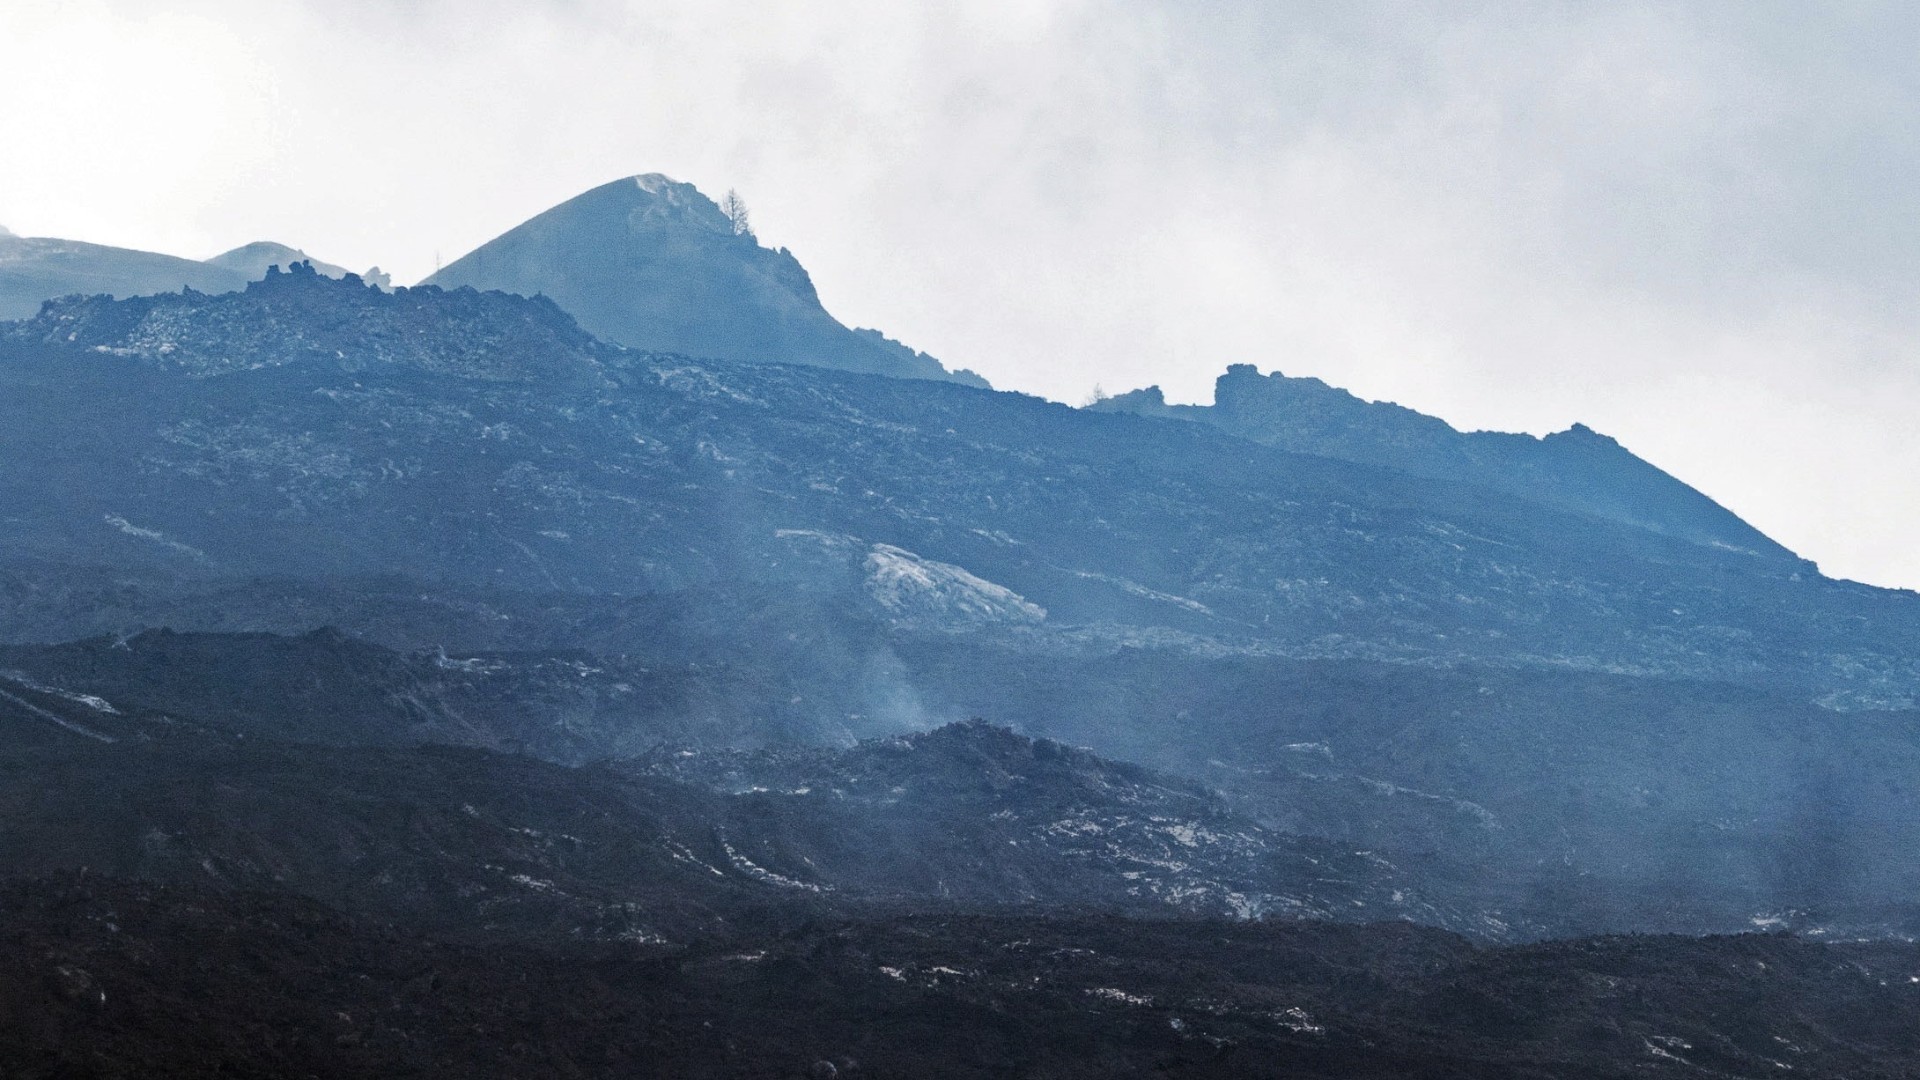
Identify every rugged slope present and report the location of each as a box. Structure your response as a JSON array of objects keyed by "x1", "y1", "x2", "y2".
[
  {"x1": 6, "y1": 270, "x2": 1920, "y2": 936},
  {"x1": 423, "y1": 174, "x2": 984, "y2": 385},
  {"x1": 1093, "y1": 365, "x2": 1792, "y2": 559},
  {"x1": 0, "y1": 674, "x2": 1469, "y2": 936}
]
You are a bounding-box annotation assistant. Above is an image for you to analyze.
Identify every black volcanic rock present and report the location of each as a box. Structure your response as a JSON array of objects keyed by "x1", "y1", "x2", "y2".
[
  {"x1": 423, "y1": 174, "x2": 985, "y2": 385},
  {"x1": 6, "y1": 873, "x2": 1920, "y2": 1079},
  {"x1": 637, "y1": 719, "x2": 1474, "y2": 930},
  {"x1": 0, "y1": 737, "x2": 801, "y2": 942},
  {"x1": 14, "y1": 622, "x2": 1920, "y2": 934},
  {"x1": 16, "y1": 619, "x2": 1920, "y2": 938},
  {"x1": 0, "y1": 609, "x2": 1458, "y2": 931},
  {"x1": 0, "y1": 683, "x2": 1478, "y2": 935},
  {"x1": 0, "y1": 623, "x2": 859, "y2": 760},
  {"x1": 1093, "y1": 364, "x2": 1793, "y2": 559}
]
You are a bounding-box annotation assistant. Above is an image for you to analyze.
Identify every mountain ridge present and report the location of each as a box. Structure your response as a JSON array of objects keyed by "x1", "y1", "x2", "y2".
[
  {"x1": 0, "y1": 233, "x2": 249, "y2": 320},
  {"x1": 1091, "y1": 364, "x2": 1793, "y2": 560}
]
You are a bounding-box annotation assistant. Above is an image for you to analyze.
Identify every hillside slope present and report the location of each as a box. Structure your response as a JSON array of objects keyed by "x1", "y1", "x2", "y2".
[{"x1": 0, "y1": 234, "x2": 248, "y2": 319}]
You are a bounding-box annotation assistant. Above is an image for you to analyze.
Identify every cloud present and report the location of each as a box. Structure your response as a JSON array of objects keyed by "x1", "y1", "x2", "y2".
[{"x1": 0, "y1": 0, "x2": 1915, "y2": 586}]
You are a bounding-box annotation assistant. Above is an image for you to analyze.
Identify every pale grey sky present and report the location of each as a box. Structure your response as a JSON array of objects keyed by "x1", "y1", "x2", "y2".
[{"x1": 2, "y1": 1, "x2": 1917, "y2": 589}]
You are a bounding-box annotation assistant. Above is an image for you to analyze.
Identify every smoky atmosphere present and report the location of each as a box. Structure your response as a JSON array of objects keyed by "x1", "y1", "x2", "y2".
[{"x1": 3, "y1": 3, "x2": 1920, "y2": 1078}]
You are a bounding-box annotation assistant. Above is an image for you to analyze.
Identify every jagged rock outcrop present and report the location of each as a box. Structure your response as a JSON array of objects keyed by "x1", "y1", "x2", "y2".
[
  {"x1": 1092, "y1": 365, "x2": 1793, "y2": 559},
  {"x1": 203, "y1": 241, "x2": 352, "y2": 281},
  {"x1": 636, "y1": 719, "x2": 1467, "y2": 928},
  {"x1": 9, "y1": 260, "x2": 602, "y2": 382}
]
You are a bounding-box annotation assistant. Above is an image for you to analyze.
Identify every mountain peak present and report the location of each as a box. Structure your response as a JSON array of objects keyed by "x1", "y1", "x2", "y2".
[
  {"x1": 423, "y1": 175, "x2": 985, "y2": 386},
  {"x1": 595, "y1": 173, "x2": 747, "y2": 243},
  {"x1": 628, "y1": 172, "x2": 720, "y2": 214},
  {"x1": 1553, "y1": 422, "x2": 1616, "y2": 446}
]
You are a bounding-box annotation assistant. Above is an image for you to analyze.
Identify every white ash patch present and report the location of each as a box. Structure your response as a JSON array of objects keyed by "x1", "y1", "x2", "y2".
[{"x1": 864, "y1": 544, "x2": 1045, "y2": 628}]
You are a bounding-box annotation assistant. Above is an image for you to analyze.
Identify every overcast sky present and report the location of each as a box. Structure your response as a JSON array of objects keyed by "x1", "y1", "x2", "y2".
[{"x1": 2, "y1": 0, "x2": 1916, "y2": 589}]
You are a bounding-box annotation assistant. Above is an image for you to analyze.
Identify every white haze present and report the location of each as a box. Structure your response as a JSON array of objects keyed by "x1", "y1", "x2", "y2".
[{"x1": 1, "y1": 0, "x2": 1916, "y2": 589}]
